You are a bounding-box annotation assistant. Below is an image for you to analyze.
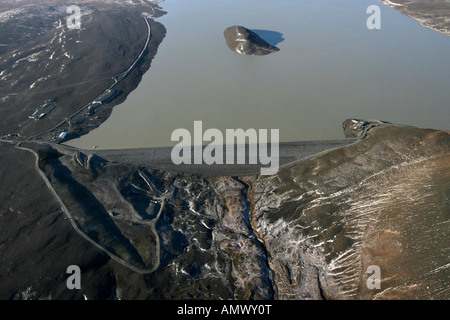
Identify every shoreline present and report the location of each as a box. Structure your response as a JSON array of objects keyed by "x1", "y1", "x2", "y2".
[
  {"x1": 0, "y1": 1, "x2": 167, "y2": 143},
  {"x1": 63, "y1": 0, "x2": 450, "y2": 151},
  {"x1": 379, "y1": 0, "x2": 450, "y2": 37}
]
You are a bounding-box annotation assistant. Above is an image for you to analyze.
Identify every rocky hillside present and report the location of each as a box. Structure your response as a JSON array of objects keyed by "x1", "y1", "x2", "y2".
[{"x1": 3, "y1": 123, "x2": 447, "y2": 299}]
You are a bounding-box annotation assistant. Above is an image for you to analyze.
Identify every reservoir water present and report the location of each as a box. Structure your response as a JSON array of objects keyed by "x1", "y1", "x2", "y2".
[{"x1": 67, "y1": 0, "x2": 450, "y2": 149}]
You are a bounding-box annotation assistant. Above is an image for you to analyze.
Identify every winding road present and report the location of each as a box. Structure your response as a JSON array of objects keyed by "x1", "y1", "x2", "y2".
[{"x1": 14, "y1": 143, "x2": 166, "y2": 275}]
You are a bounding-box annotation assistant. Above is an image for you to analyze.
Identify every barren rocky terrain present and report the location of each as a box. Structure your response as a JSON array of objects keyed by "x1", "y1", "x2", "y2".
[
  {"x1": 0, "y1": 0, "x2": 449, "y2": 300},
  {"x1": 1, "y1": 124, "x2": 448, "y2": 299},
  {"x1": 379, "y1": 0, "x2": 450, "y2": 36},
  {"x1": 0, "y1": 0, "x2": 166, "y2": 141}
]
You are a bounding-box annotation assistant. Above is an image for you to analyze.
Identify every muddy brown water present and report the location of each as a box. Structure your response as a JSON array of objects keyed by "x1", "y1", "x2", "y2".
[{"x1": 67, "y1": 0, "x2": 450, "y2": 149}]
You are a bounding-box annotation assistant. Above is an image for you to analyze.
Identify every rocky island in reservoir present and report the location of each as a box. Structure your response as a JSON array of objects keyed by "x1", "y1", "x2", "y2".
[{"x1": 224, "y1": 25, "x2": 280, "y2": 56}]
